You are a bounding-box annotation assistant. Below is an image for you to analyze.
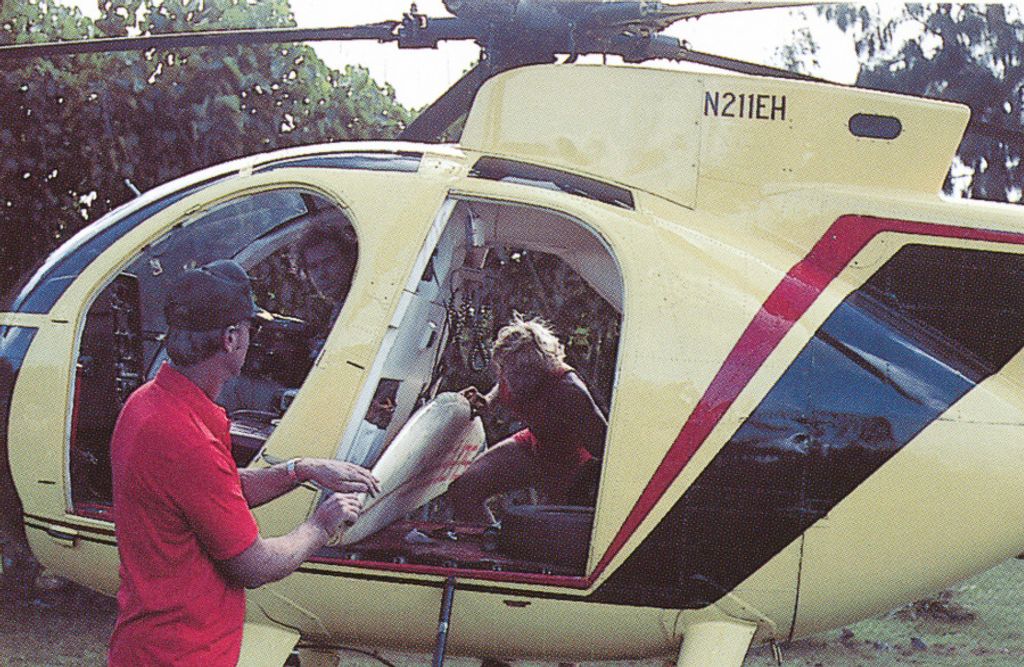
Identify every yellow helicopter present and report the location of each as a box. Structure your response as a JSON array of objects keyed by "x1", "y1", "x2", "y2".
[{"x1": 2, "y1": 2, "x2": 1024, "y2": 666}]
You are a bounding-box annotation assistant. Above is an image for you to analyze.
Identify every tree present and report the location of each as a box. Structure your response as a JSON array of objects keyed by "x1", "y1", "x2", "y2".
[
  {"x1": 0, "y1": 0, "x2": 413, "y2": 297},
  {"x1": 0, "y1": 0, "x2": 412, "y2": 591},
  {"x1": 786, "y1": 4, "x2": 1023, "y2": 204}
]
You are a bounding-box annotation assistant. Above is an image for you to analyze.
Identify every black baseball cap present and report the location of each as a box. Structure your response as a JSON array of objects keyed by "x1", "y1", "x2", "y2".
[{"x1": 164, "y1": 259, "x2": 271, "y2": 331}]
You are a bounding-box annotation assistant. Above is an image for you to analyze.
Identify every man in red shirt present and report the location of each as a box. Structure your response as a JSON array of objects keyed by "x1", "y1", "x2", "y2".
[{"x1": 109, "y1": 260, "x2": 379, "y2": 666}]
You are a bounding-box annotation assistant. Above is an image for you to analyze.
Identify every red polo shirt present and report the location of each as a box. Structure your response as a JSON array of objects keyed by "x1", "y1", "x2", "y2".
[{"x1": 109, "y1": 363, "x2": 259, "y2": 666}]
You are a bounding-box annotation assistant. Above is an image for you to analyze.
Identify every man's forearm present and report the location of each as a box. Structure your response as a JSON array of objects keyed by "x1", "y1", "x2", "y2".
[
  {"x1": 240, "y1": 458, "x2": 379, "y2": 508},
  {"x1": 221, "y1": 520, "x2": 330, "y2": 589},
  {"x1": 238, "y1": 459, "x2": 306, "y2": 508}
]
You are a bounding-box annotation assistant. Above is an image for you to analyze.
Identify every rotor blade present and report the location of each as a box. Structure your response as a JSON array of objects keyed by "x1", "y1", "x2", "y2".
[
  {"x1": 672, "y1": 47, "x2": 823, "y2": 81},
  {"x1": 965, "y1": 119, "x2": 1024, "y2": 154},
  {"x1": 399, "y1": 62, "x2": 494, "y2": 143},
  {"x1": 0, "y1": 24, "x2": 393, "y2": 60},
  {"x1": 628, "y1": 34, "x2": 824, "y2": 82},
  {"x1": 0, "y1": 17, "x2": 480, "y2": 61},
  {"x1": 588, "y1": 1, "x2": 814, "y2": 33},
  {"x1": 645, "y1": 1, "x2": 812, "y2": 20}
]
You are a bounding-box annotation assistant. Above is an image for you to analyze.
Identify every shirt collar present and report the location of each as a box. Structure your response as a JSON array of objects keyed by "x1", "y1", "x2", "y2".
[{"x1": 154, "y1": 362, "x2": 229, "y2": 436}]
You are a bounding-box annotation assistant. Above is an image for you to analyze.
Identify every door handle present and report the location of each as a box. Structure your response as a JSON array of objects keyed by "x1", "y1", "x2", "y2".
[{"x1": 45, "y1": 525, "x2": 79, "y2": 548}]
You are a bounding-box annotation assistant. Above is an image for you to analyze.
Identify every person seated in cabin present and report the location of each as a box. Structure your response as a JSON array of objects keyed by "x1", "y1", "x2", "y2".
[
  {"x1": 218, "y1": 220, "x2": 356, "y2": 415},
  {"x1": 295, "y1": 218, "x2": 358, "y2": 347},
  {"x1": 446, "y1": 314, "x2": 607, "y2": 525}
]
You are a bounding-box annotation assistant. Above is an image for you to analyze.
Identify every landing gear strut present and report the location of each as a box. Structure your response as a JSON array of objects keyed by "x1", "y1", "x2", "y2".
[
  {"x1": 674, "y1": 619, "x2": 757, "y2": 667},
  {"x1": 432, "y1": 576, "x2": 458, "y2": 667}
]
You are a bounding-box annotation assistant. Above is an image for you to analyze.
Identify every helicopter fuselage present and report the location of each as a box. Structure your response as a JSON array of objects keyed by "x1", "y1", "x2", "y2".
[{"x1": 3, "y1": 63, "x2": 1024, "y2": 664}]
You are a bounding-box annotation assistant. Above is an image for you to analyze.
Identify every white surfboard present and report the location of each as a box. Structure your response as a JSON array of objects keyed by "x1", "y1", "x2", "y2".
[{"x1": 341, "y1": 392, "x2": 485, "y2": 545}]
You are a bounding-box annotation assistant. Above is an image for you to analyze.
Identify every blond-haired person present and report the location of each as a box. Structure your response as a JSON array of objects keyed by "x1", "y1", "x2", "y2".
[{"x1": 449, "y1": 315, "x2": 607, "y2": 524}]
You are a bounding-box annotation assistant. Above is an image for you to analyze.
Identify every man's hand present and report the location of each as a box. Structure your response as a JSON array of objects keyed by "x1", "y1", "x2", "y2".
[
  {"x1": 312, "y1": 492, "x2": 364, "y2": 533},
  {"x1": 461, "y1": 386, "x2": 489, "y2": 416},
  {"x1": 298, "y1": 459, "x2": 380, "y2": 497}
]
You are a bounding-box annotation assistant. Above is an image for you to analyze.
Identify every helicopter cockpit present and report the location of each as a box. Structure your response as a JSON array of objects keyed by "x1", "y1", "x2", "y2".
[{"x1": 70, "y1": 187, "x2": 358, "y2": 516}]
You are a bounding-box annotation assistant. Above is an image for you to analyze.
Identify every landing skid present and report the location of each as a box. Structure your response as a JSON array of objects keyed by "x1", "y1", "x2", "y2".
[
  {"x1": 674, "y1": 620, "x2": 757, "y2": 667},
  {"x1": 238, "y1": 622, "x2": 300, "y2": 667}
]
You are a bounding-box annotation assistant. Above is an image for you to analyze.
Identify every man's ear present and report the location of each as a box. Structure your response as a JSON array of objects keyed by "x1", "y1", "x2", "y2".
[{"x1": 222, "y1": 326, "x2": 240, "y2": 353}]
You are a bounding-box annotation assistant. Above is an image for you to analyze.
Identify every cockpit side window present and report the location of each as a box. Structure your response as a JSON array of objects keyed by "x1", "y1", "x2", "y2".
[{"x1": 69, "y1": 188, "x2": 357, "y2": 517}]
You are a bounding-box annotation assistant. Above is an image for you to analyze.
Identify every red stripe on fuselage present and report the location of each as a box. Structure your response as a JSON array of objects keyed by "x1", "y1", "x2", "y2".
[{"x1": 590, "y1": 215, "x2": 1024, "y2": 584}]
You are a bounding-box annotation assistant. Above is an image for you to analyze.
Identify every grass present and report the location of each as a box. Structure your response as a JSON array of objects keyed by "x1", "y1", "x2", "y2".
[{"x1": 743, "y1": 558, "x2": 1024, "y2": 666}]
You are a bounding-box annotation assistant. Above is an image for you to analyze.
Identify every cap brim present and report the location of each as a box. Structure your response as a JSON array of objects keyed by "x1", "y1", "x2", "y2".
[{"x1": 252, "y1": 307, "x2": 274, "y2": 324}]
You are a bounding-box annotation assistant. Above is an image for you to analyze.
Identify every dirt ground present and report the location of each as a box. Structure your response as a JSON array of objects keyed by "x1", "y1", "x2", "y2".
[{"x1": 4, "y1": 558, "x2": 1024, "y2": 666}]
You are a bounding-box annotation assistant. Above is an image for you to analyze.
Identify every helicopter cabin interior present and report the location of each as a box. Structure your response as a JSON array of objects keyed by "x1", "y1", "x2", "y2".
[{"x1": 69, "y1": 184, "x2": 622, "y2": 577}]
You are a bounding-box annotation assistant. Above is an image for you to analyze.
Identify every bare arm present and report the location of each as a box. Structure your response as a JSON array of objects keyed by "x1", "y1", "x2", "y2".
[
  {"x1": 237, "y1": 461, "x2": 298, "y2": 508},
  {"x1": 218, "y1": 492, "x2": 361, "y2": 588},
  {"x1": 239, "y1": 458, "x2": 379, "y2": 508}
]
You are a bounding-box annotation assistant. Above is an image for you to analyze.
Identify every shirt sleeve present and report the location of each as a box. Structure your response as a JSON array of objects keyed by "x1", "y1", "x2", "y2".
[{"x1": 166, "y1": 437, "x2": 259, "y2": 562}]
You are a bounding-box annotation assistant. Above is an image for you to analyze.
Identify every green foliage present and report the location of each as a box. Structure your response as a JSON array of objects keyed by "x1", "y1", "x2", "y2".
[
  {"x1": 814, "y1": 4, "x2": 1023, "y2": 203},
  {"x1": 0, "y1": 0, "x2": 413, "y2": 297}
]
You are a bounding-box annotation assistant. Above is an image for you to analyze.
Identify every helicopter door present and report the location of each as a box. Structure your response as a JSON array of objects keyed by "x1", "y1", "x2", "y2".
[{"x1": 68, "y1": 187, "x2": 359, "y2": 519}]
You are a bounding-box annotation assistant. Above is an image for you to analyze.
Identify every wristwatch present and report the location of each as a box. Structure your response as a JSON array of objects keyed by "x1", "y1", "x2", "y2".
[{"x1": 285, "y1": 458, "x2": 301, "y2": 486}]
